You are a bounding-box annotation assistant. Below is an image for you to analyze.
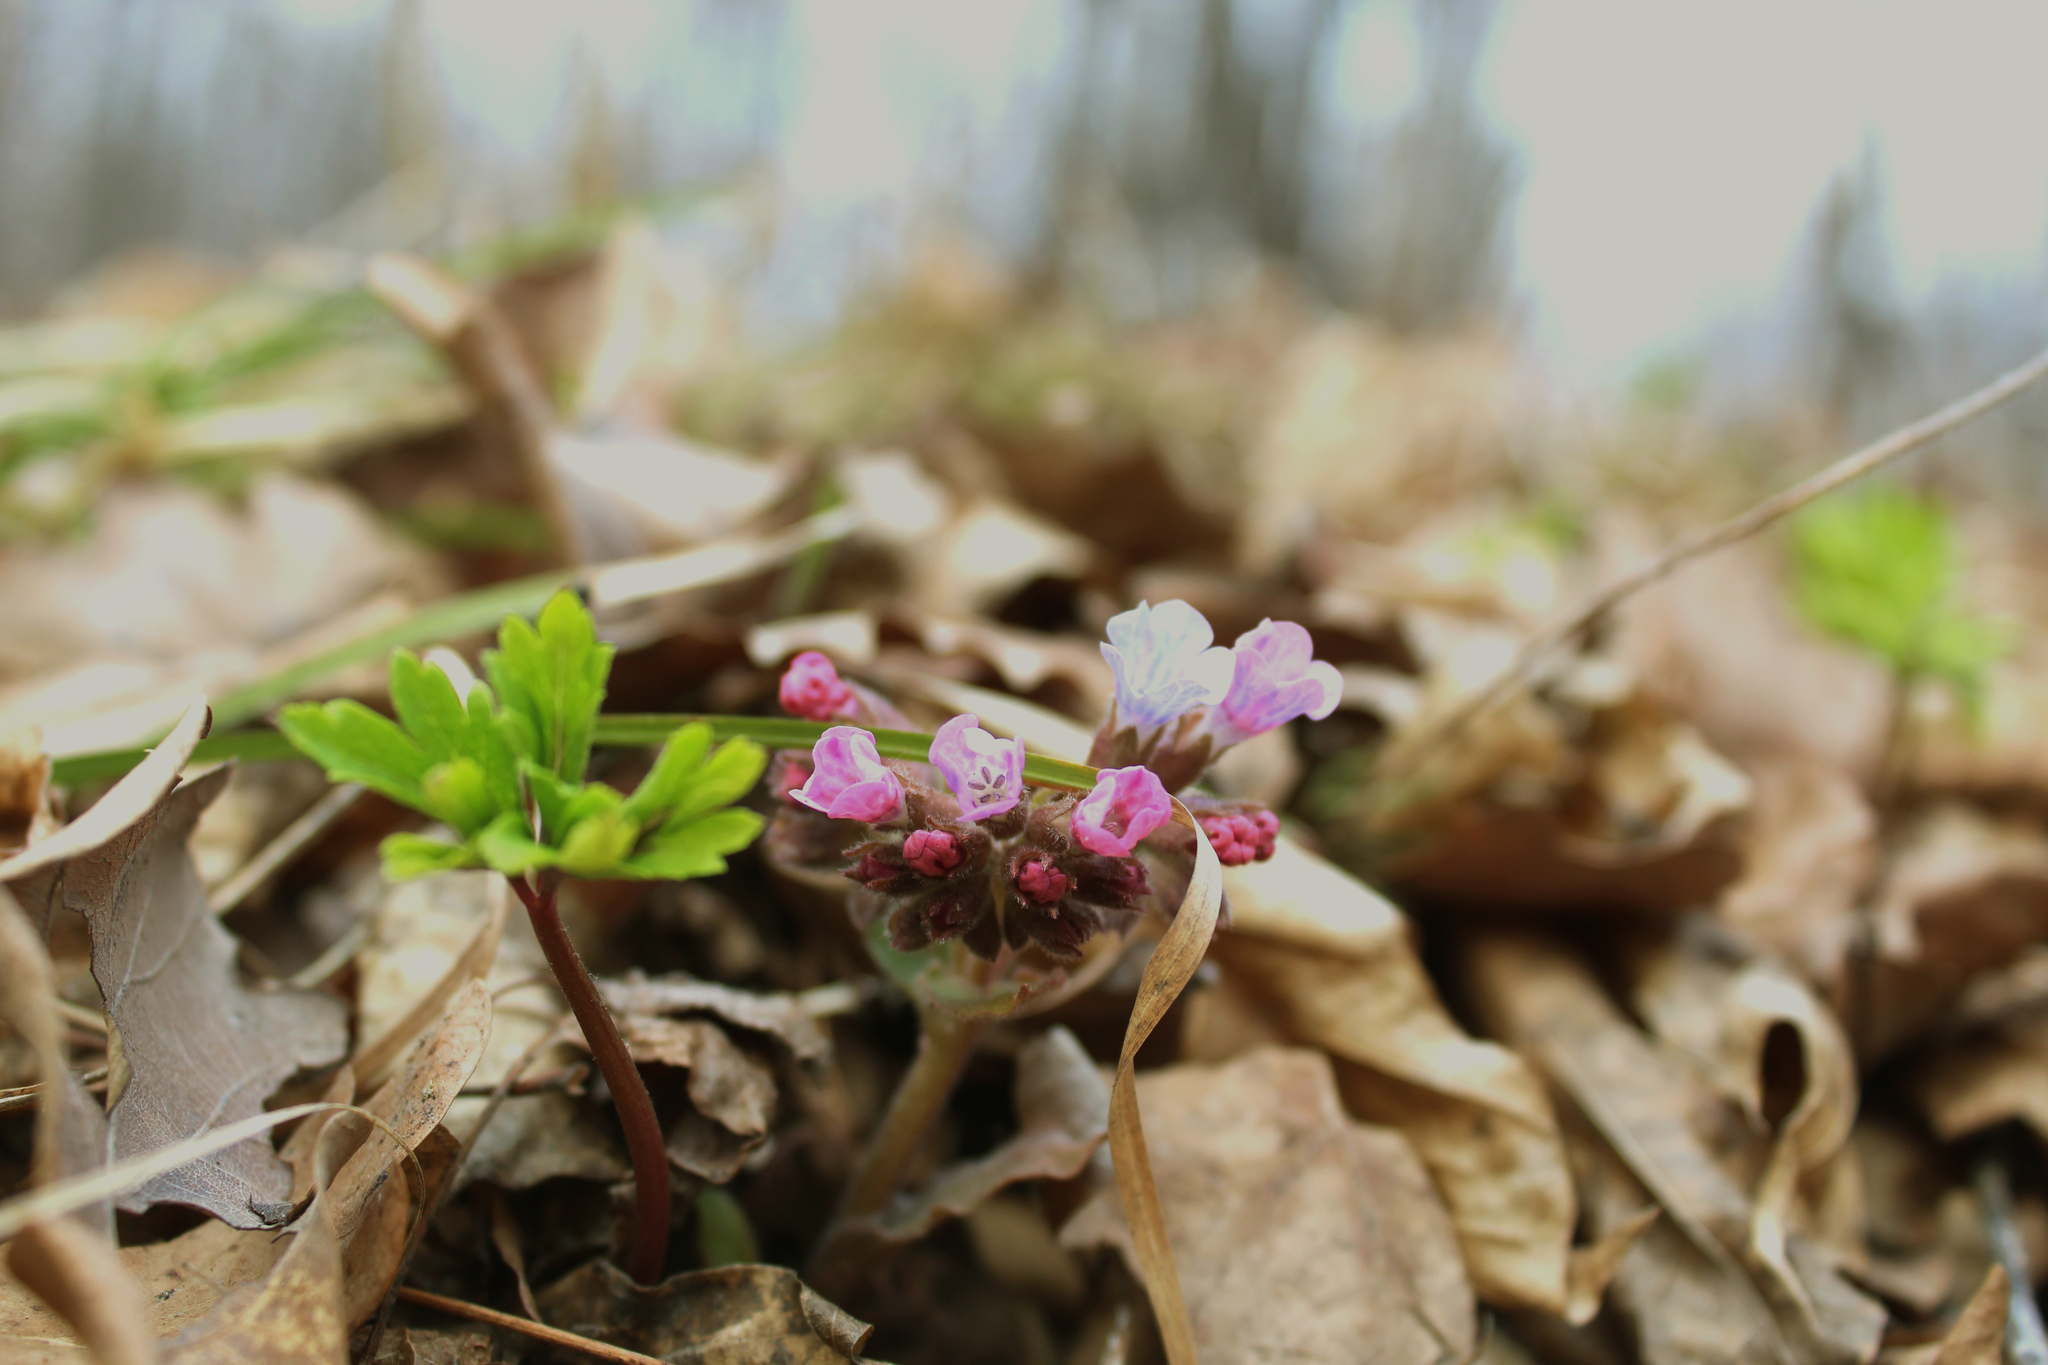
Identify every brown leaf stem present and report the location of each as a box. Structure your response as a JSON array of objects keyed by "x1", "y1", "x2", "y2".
[
  {"x1": 511, "y1": 872, "x2": 672, "y2": 1285},
  {"x1": 397, "y1": 1286, "x2": 671, "y2": 1365}
]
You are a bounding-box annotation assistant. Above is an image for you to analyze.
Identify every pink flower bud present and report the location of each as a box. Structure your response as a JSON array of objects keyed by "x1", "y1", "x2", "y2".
[
  {"x1": 1199, "y1": 810, "x2": 1279, "y2": 866},
  {"x1": 792, "y1": 726, "x2": 905, "y2": 823},
  {"x1": 1208, "y1": 620, "x2": 1342, "y2": 748},
  {"x1": 903, "y1": 828, "x2": 964, "y2": 877},
  {"x1": 927, "y1": 713, "x2": 1026, "y2": 821},
  {"x1": 1016, "y1": 855, "x2": 1070, "y2": 904},
  {"x1": 779, "y1": 651, "x2": 858, "y2": 721},
  {"x1": 1071, "y1": 765, "x2": 1172, "y2": 857}
]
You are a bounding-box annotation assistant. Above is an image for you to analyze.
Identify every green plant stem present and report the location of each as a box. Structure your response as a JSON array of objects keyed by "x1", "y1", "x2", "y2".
[
  {"x1": 835, "y1": 1000, "x2": 985, "y2": 1224},
  {"x1": 510, "y1": 872, "x2": 671, "y2": 1285}
]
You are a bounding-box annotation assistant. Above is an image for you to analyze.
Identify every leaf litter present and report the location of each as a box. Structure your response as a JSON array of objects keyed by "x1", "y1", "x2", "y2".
[{"x1": 8, "y1": 230, "x2": 2048, "y2": 1365}]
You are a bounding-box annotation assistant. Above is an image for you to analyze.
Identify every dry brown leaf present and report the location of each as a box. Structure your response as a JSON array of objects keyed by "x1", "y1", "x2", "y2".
[
  {"x1": 1468, "y1": 931, "x2": 1885, "y2": 1365},
  {"x1": 1916, "y1": 1011, "x2": 2048, "y2": 1143},
  {"x1": 0, "y1": 730, "x2": 52, "y2": 855},
  {"x1": 0, "y1": 890, "x2": 104, "y2": 1205},
  {"x1": 614, "y1": 1015, "x2": 776, "y2": 1184},
  {"x1": 50, "y1": 766, "x2": 348, "y2": 1227},
  {"x1": 1205, "y1": 838, "x2": 1581, "y2": 1314},
  {"x1": 1929, "y1": 1264, "x2": 2008, "y2": 1365},
  {"x1": 354, "y1": 870, "x2": 622, "y2": 1191},
  {"x1": 535, "y1": 1260, "x2": 873, "y2": 1364},
  {"x1": 351, "y1": 877, "x2": 506, "y2": 1089},
  {"x1": 1611, "y1": 528, "x2": 1891, "y2": 780},
  {"x1": 1626, "y1": 917, "x2": 1861, "y2": 1267},
  {"x1": 862, "y1": 1026, "x2": 1106, "y2": 1245},
  {"x1": 3, "y1": 1220, "x2": 154, "y2": 1365},
  {"x1": 1863, "y1": 803, "x2": 2048, "y2": 1059},
  {"x1": 157, "y1": 1118, "x2": 355, "y2": 1365},
  {"x1": 1716, "y1": 757, "x2": 1877, "y2": 989},
  {"x1": 1062, "y1": 1046, "x2": 1474, "y2": 1365},
  {"x1": 600, "y1": 973, "x2": 831, "y2": 1066},
  {"x1": 2, "y1": 699, "x2": 210, "y2": 935}
]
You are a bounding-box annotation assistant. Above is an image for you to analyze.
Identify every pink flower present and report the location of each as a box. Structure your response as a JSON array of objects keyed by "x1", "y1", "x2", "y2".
[
  {"x1": 1015, "y1": 855, "x2": 1070, "y2": 904},
  {"x1": 1199, "y1": 809, "x2": 1280, "y2": 866},
  {"x1": 1071, "y1": 765, "x2": 1172, "y2": 857},
  {"x1": 927, "y1": 713, "x2": 1026, "y2": 821},
  {"x1": 903, "y1": 828, "x2": 963, "y2": 877},
  {"x1": 1207, "y1": 620, "x2": 1342, "y2": 748},
  {"x1": 792, "y1": 727, "x2": 905, "y2": 823},
  {"x1": 779, "y1": 651, "x2": 857, "y2": 721}
]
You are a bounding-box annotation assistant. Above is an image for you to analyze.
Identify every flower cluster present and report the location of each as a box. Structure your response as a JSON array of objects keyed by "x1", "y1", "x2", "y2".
[{"x1": 764, "y1": 605, "x2": 1336, "y2": 966}]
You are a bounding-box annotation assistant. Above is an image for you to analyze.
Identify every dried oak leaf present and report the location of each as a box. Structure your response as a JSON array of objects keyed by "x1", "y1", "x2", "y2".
[
  {"x1": 621, "y1": 1014, "x2": 777, "y2": 1184},
  {"x1": 600, "y1": 972, "x2": 830, "y2": 1066},
  {"x1": 535, "y1": 1261, "x2": 875, "y2": 1364},
  {"x1": 54, "y1": 766, "x2": 348, "y2": 1228},
  {"x1": 1061, "y1": 1046, "x2": 1474, "y2": 1365}
]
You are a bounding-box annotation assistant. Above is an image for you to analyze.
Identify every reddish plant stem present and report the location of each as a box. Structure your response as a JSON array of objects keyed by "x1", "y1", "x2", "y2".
[{"x1": 511, "y1": 872, "x2": 671, "y2": 1285}]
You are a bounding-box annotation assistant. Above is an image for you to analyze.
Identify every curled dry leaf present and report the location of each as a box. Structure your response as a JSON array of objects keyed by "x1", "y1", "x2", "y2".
[
  {"x1": 0, "y1": 888, "x2": 105, "y2": 1204},
  {"x1": 1061, "y1": 1046, "x2": 1474, "y2": 1365},
  {"x1": 1862, "y1": 803, "x2": 2048, "y2": 1060},
  {"x1": 619, "y1": 1014, "x2": 777, "y2": 1184},
  {"x1": 1467, "y1": 931, "x2": 1885, "y2": 1365},
  {"x1": 535, "y1": 1260, "x2": 875, "y2": 1364},
  {"x1": 2, "y1": 697, "x2": 211, "y2": 936},
  {"x1": 1204, "y1": 838, "x2": 1584, "y2": 1315},
  {"x1": 45, "y1": 765, "x2": 348, "y2": 1228},
  {"x1": 862, "y1": 1026, "x2": 1106, "y2": 1245},
  {"x1": 1715, "y1": 757, "x2": 1876, "y2": 991},
  {"x1": 600, "y1": 973, "x2": 831, "y2": 1066}
]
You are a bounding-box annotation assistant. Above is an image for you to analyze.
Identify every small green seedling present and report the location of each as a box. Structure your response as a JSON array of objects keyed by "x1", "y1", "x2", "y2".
[
  {"x1": 1790, "y1": 485, "x2": 2010, "y2": 720},
  {"x1": 280, "y1": 590, "x2": 765, "y2": 1286}
]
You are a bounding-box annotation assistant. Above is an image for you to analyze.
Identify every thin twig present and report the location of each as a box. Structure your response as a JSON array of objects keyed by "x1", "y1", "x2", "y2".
[
  {"x1": 1971, "y1": 1138, "x2": 2048, "y2": 1365},
  {"x1": 209, "y1": 781, "x2": 364, "y2": 917},
  {"x1": 1378, "y1": 342, "x2": 2048, "y2": 780},
  {"x1": 396, "y1": 1286, "x2": 670, "y2": 1365}
]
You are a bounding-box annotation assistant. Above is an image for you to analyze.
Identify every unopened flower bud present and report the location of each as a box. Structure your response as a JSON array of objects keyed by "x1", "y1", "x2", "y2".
[
  {"x1": 1199, "y1": 810, "x2": 1279, "y2": 866},
  {"x1": 903, "y1": 828, "x2": 963, "y2": 877},
  {"x1": 779, "y1": 651, "x2": 858, "y2": 722},
  {"x1": 1015, "y1": 855, "x2": 1070, "y2": 904}
]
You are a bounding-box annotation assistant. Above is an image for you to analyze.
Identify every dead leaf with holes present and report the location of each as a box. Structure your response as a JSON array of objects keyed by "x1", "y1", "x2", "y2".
[{"x1": 1060, "y1": 1046, "x2": 1474, "y2": 1365}]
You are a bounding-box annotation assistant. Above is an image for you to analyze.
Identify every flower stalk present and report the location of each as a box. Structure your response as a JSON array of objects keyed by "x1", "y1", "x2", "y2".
[{"x1": 510, "y1": 871, "x2": 672, "y2": 1284}]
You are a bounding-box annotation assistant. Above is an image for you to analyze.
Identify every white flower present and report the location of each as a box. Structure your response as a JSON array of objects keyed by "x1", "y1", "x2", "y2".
[{"x1": 1099, "y1": 600, "x2": 1234, "y2": 733}]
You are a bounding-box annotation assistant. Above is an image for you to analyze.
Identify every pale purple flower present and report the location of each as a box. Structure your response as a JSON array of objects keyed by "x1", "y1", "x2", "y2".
[
  {"x1": 1099, "y1": 600, "x2": 1234, "y2": 733},
  {"x1": 793, "y1": 726, "x2": 905, "y2": 823},
  {"x1": 1207, "y1": 620, "x2": 1343, "y2": 748},
  {"x1": 928, "y1": 713, "x2": 1026, "y2": 821},
  {"x1": 1071, "y1": 765, "x2": 1173, "y2": 857}
]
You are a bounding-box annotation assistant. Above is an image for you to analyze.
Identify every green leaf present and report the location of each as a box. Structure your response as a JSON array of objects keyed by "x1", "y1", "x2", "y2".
[
  {"x1": 1791, "y1": 486, "x2": 2009, "y2": 693},
  {"x1": 388, "y1": 650, "x2": 474, "y2": 765},
  {"x1": 619, "y1": 807, "x2": 763, "y2": 880},
  {"x1": 421, "y1": 759, "x2": 497, "y2": 836},
  {"x1": 472, "y1": 811, "x2": 560, "y2": 877},
  {"x1": 380, "y1": 832, "x2": 483, "y2": 881},
  {"x1": 620, "y1": 725, "x2": 767, "y2": 830},
  {"x1": 277, "y1": 699, "x2": 431, "y2": 807},
  {"x1": 557, "y1": 807, "x2": 641, "y2": 878},
  {"x1": 483, "y1": 590, "x2": 611, "y2": 783}
]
